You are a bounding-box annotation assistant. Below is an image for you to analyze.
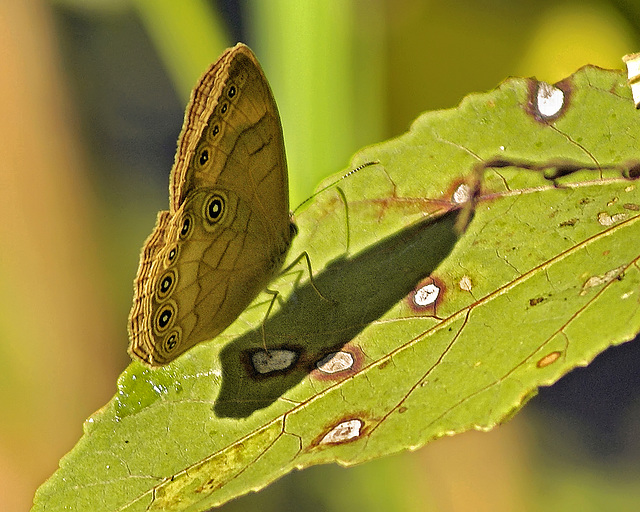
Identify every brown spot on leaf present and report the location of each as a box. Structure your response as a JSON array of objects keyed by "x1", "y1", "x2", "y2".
[
  {"x1": 378, "y1": 359, "x2": 391, "y2": 370},
  {"x1": 529, "y1": 296, "x2": 545, "y2": 307},
  {"x1": 559, "y1": 218, "x2": 578, "y2": 227},
  {"x1": 196, "y1": 477, "x2": 220, "y2": 494},
  {"x1": 623, "y1": 160, "x2": 640, "y2": 179},
  {"x1": 537, "y1": 351, "x2": 562, "y2": 368}
]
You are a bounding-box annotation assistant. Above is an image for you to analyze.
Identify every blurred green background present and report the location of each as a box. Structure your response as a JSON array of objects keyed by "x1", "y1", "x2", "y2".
[{"x1": 2, "y1": 0, "x2": 640, "y2": 510}]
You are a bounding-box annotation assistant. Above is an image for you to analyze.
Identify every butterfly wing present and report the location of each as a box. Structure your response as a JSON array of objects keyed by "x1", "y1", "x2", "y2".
[{"x1": 128, "y1": 44, "x2": 293, "y2": 366}]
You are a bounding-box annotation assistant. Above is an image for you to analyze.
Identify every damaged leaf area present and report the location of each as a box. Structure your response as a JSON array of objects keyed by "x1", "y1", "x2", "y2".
[{"x1": 33, "y1": 66, "x2": 640, "y2": 511}]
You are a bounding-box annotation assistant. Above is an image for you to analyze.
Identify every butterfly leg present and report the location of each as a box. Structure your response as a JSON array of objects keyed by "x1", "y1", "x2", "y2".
[
  {"x1": 261, "y1": 252, "x2": 334, "y2": 352},
  {"x1": 281, "y1": 251, "x2": 334, "y2": 303},
  {"x1": 260, "y1": 288, "x2": 281, "y2": 353}
]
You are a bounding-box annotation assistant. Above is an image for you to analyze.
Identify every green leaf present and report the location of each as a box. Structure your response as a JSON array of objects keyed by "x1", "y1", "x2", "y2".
[{"x1": 32, "y1": 65, "x2": 640, "y2": 511}]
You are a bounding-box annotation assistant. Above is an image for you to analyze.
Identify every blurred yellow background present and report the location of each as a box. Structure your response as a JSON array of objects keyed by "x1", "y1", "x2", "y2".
[{"x1": 2, "y1": 0, "x2": 640, "y2": 510}]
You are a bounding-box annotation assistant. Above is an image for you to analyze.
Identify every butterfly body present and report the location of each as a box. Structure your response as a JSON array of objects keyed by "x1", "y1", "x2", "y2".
[{"x1": 128, "y1": 44, "x2": 293, "y2": 366}]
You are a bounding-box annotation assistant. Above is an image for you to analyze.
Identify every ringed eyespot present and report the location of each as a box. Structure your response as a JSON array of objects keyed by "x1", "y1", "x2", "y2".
[
  {"x1": 204, "y1": 194, "x2": 225, "y2": 223},
  {"x1": 227, "y1": 85, "x2": 237, "y2": 98},
  {"x1": 164, "y1": 330, "x2": 180, "y2": 352},
  {"x1": 199, "y1": 148, "x2": 210, "y2": 166},
  {"x1": 220, "y1": 102, "x2": 228, "y2": 115},
  {"x1": 210, "y1": 124, "x2": 220, "y2": 138},
  {"x1": 156, "y1": 270, "x2": 177, "y2": 300},
  {"x1": 179, "y1": 214, "x2": 193, "y2": 239},
  {"x1": 155, "y1": 302, "x2": 176, "y2": 332},
  {"x1": 165, "y1": 244, "x2": 179, "y2": 266}
]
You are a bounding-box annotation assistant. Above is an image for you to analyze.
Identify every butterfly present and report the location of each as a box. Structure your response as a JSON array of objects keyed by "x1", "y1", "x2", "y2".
[{"x1": 128, "y1": 43, "x2": 295, "y2": 366}]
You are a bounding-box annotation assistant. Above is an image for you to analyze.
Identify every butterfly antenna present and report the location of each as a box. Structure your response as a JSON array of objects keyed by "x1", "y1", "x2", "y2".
[{"x1": 292, "y1": 161, "x2": 380, "y2": 215}]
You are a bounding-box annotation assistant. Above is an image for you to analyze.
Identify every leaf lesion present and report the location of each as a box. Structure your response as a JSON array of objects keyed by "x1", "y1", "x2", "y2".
[{"x1": 137, "y1": 419, "x2": 288, "y2": 511}]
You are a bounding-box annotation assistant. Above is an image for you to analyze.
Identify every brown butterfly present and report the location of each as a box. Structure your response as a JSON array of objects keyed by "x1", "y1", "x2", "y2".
[{"x1": 128, "y1": 43, "x2": 295, "y2": 366}]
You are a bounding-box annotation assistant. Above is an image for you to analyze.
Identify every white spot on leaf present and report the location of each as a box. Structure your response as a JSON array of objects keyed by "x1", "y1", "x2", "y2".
[
  {"x1": 580, "y1": 265, "x2": 625, "y2": 296},
  {"x1": 597, "y1": 211, "x2": 626, "y2": 226},
  {"x1": 252, "y1": 349, "x2": 297, "y2": 374},
  {"x1": 459, "y1": 275, "x2": 473, "y2": 292},
  {"x1": 316, "y1": 351, "x2": 354, "y2": 374},
  {"x1": 321, "y1": 419, "x2": 363, "y2": 444},
  {"x1": 623, "y1": 52, "x2": 640, "y2": 108},
  {"x1": 413, "y1": 283, "x2": 440, "y2": 306},
  {"x1": 452, "y1": 183, "x2": 471, "y2": 204},
  {"x1": 536, "y1": 82, "x2": 564, "y2": 118}
]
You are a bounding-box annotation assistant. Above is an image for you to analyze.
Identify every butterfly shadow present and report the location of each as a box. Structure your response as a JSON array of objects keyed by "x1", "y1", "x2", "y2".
[{"x1": 214, "y1": 209, "x2": 464, "y2": 418}]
